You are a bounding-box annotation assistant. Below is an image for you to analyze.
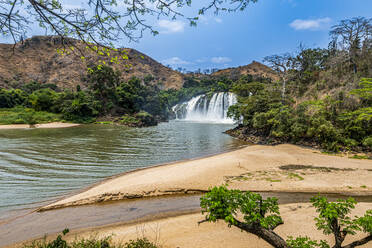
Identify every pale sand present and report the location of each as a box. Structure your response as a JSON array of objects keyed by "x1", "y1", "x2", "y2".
[
  {"x1": 0, "y1": 122, "x2": 80, "y2": 129},
  {"x1": 15, "y1": 203, "x2": 372, "y2": 248},
  {"x1": 41, "y1": 144, "x2": 372, "y2": 211}
]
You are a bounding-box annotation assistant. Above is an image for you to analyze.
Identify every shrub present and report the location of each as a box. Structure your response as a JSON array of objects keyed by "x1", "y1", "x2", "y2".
[
  {"x1": 28, "y1": 88, "x2": 59, "y2": 112},
  {"x1": 123, "y1": 238, "x2": 158, "y2": 248},
  {"x1": 362, "y1": 137, "x2": 372, "y2": 149},
  {"x1": 0, "y1": 89, "x2": 27, "y2": 108}
]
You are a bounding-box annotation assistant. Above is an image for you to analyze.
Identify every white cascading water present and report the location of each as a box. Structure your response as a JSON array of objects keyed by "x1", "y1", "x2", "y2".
[{"x1": 172, "y1": 92, "x2": 237, "y2": 124}]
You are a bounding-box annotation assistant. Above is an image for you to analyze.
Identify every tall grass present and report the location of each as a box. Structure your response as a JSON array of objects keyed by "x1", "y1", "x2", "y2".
[{"x1": 0, "y1": 107, "x2": 62, "y2": 125}]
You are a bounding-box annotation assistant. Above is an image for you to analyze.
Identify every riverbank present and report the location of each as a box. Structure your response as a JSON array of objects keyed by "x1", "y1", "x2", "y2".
[
  {"x1": 40, "y1": 144, "x2": 372, "y2": 211},
  {"x1": 225, "y1": 125, "x2": 372, "y2": 157},
  {"x1": 0, "y1": 122, "x2": 80, "y2": 130}
]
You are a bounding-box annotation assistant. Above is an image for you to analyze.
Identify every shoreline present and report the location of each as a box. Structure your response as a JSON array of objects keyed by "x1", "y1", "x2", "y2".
[
  {"x1": 39, "y1": 143, "x2": 372, "y2": 211},
  {"x1": 0, "y1": 122, "x2": 80, "y2": 130}
]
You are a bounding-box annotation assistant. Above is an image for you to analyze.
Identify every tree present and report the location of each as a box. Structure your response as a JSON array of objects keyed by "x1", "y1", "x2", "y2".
[
  {"x1": 0, "y1": 0, "x2": 258, "y2": 47},
  {"x1": 200, "y1": 186, "x2": 372, "y2": 248},
  {"x1": 28, "y1": 88, "x2": 58, "y2": 112},
  {"x1": 294, "y1": 45, "x2": 329, "y2": 72},
  {"x1": 263, "y1": 53, "x2": 294, "y2": 99},
  {"x1": 330, "y1": 17, "x2": 372, "y2": 73},
  {"x1": 86, "y1": 65, "x2": 120, "y2": 112}
]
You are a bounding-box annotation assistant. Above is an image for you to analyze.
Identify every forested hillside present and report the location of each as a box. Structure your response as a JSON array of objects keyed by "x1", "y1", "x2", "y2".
[{"x1": 227, "y1": 17, "x2": 372, "y2": 152}]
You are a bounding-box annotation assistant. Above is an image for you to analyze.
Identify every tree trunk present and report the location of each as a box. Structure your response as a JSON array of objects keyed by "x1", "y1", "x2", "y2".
[
  {"x1": 235, "y1": 221, "x2": 288, "y2": 248},
  {"x1": 342, "y1": 234, "x2": 372, "y2": 248}
]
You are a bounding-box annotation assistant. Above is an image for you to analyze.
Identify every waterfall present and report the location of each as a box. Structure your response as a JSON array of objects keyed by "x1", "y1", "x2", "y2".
[{"x1": 172, "y1": 92, "x2": 237, "y2": 124}]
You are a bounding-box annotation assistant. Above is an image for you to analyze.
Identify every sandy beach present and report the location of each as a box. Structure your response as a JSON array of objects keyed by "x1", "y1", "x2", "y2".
[
  {"x1": 41, "y1": 144, "x2": 372, "y2": 211},
  {"x1": 9, "y1": 202, "x2": 372, "y2": 248},
  {"x1": 65, "y1": 203, "x2": 372, "y2": 248},
  {"x1": 0, "y1": 122, "x2": 80, "y2": 130}
]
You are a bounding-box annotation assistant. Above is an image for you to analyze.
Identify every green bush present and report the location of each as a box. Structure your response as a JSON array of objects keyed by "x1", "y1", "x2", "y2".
[
  {"x1": 60, "y1": 91, "x2": 98, "y2": 123},
  {"x1": 28, "y1": 88, "x2": 59, "y2": 112},
  {"x1": 0, "y1": 88, "x2": 27, "y2": 108},
  {"x1": 23, "y1": 229, "x2": 159, "y2": 248},
  {"x1": 123, "y1": 238, "x2": 158, "y2": 248},
  {"x1": 363, "y1": 137, "x2": 372, "y2": 148}
]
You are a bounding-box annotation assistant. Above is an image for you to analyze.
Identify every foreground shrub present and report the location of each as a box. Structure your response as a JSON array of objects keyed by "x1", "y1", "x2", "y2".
[
  {"x1": 123, "y1": 238, "x2": 158, "y2": 248},
  {"x1": 23, "y1": 229, "x2": 159, "y2": 248}
]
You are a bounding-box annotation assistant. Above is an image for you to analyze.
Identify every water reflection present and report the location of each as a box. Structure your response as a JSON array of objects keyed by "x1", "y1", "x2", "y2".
[{"x1": 0, "y1": 121, "x2": 246, "y2": 216}]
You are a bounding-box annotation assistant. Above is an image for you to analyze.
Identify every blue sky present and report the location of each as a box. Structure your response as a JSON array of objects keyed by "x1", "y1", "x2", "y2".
[
  {"x1": 129, "y1": 0, "x2": 372, "y2": 71},
  {"x1": 1, "y1": 0, "x2": 371, "y2": 71}
]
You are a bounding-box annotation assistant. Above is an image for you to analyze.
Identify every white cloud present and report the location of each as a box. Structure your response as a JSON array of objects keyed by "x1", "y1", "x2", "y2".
[
  {"x1": 162, "y1": 57, "x2": 190, "y2": 65},
  {"x1": 214, "y1": 18, "x2": 223, "y2": 23},
  {"x1": 195, "y1": 57, "x2": 208, "y2": 63},
  {"x1": 195, "y1": 16, "x2": 223, "y2": 25},
  {"x1": 158, "y1": 20, "x2": 185, "y2": 34},
  {"x1": 198, "y1": 16, "x2": 209, "y2": 24},
  {"x1": 289, "y1": 17, "x2": 331, "y2": 31},
  {"x1": 211, "y1": 57, "x2": 232, "y2": 64}
]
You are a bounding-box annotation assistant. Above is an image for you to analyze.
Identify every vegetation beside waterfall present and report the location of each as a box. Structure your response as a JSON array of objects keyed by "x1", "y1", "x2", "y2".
[
  {"x1": 227, "y1": 17, "x2": 372, "y2": 153},
  {"x1": 0, "y1": 65, "x2": 171, "y2": 127}
]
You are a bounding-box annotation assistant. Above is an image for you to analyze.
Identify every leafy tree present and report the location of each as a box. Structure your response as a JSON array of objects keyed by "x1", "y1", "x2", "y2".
[
  {"x1": 116, "y1": 77, "x2": 145, "y2": 113},
  {"x1": 60, "y1": 91, "x2": 98, "y2": 122},
  {"x1": 0, "y1": 0, "x2": 258, "y2": 47},
  {"x1": 200, "y1": 186, "x2": 372, "y2": 248},
  {"x1": 350, "y1": 78, "x2": 372, "y2": 106},
  {"x1": 86, "y1": 65, "x2": 120, "y2": 112},
  {"x1": 294, "y1": 46, "x2": 329, "y2": 72},
  {"x1": 28, "y1": 88, "x2": 58, "y2": 112},
  {"x1": 200, "y1": 186, "x2": 286, "y2": 247},
  {"x1": 0, "y1": 88, "x2": 27, "y2": 108}
]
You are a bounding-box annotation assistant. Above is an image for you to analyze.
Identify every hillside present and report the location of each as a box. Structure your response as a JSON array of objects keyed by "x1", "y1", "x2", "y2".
[
  {"x1": 0, "y1": 36, "x2": 185, "y2": 90},
  {"x1": 211, "y1": 61, "x2": 279, "y2": 81}
]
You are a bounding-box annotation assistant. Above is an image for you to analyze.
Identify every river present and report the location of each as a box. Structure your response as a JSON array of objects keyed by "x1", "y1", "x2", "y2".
[{"x1": 0, "y1": 121, "x2": 246, "y2": 218}]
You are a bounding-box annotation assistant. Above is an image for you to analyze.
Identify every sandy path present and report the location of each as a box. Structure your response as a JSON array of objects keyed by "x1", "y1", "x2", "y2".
[
  {"x1": 14, "y1": 203, "x2": 371, "y2": 248},
  {"x1": 41, "y1": 144, "x2": 372, "y2": 211},
  {"x1": 0, "y1": 122, "x2": 80, "y2": 129}
]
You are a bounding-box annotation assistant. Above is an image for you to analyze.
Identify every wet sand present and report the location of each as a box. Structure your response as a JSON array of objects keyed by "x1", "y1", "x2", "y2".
[
  {"x1": 41, "y1": 144, "x2": 372, "y2": 211},
  {"x1": 0, "y1": 122, "x2": 80, "y2": 130}
]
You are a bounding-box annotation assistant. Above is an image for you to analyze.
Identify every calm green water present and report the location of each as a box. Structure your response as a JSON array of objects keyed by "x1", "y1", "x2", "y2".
[{"x1": 0, "y1": 121, "x2": 246, "y2": 217}]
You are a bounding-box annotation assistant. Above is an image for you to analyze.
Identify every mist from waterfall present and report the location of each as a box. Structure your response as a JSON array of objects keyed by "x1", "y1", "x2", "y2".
[{"x1": 172, "y1": 92, "x2": 237, "y2": 124}]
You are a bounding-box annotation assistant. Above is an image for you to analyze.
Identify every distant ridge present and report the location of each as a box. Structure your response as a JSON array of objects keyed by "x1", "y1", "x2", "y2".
[
  {"x1": 211, "y1": 61, "x2": 279, "y2": 81},
  {"x1": 0, "y1": 36, "x2": 278, "y2": 91},
  {"x1": 0, "y1": 36, "x2": 185, "y2": 90}
]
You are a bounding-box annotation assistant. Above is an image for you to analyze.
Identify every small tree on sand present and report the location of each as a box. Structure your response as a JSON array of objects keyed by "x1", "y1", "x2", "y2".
[{"x1": 200, "y1": 186, "x2": 372, "y2": 248}]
